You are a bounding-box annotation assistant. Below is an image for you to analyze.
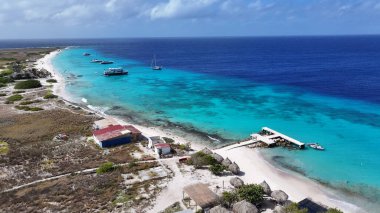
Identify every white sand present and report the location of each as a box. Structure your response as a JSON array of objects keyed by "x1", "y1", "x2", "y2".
[{"x1": 36, "y1": 49, "x2": 364, "y2": 213}]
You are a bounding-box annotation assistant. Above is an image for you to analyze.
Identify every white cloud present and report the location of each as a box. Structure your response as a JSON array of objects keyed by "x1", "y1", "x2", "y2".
[{"x1": 150, "y1": 0, "x2": 219, "y2": 20}]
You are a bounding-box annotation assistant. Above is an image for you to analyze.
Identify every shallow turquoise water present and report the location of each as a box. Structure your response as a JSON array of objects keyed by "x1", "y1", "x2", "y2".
[{"x1": 53, "y1": 47, "x2": 380, "y2": 210}]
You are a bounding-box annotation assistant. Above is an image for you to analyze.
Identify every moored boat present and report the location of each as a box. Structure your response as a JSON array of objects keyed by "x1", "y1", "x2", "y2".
[
  {"x1": 100, "y1": 61, "x2": 114, "y2": 64},
  {"x1": 151, "y1": 55, "x2": 162, "y2": 70},
  {"x1": 91, "y1": 59, "x2": 102, "y2": 63},
  {"x1": 83, "y1": 53, "x2": 91, "y2": 56},
  {"x1": 308, "y1": 143, "x2": 325, "y2": 150},
  {"x1": 104, "y1": 68, "x2": 128, "y2": 76}
]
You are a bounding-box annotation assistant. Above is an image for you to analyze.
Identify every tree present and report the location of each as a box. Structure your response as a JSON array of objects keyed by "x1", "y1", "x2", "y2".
[
  {"x1": 236, "y1": 184, "x2": 264, "y2": 205},
  {"x1": 209, "y1": 164, "x2": 226, "y2": 175},
  {"x1": 283, "y1": 203, "x2": 308, "y2": 213},
  {"x1": 326, "y1": 208, "x2": 344, "y2": 213},
  {"x1": 221, "y1": 191, "x2": 239, "y2": 208}
]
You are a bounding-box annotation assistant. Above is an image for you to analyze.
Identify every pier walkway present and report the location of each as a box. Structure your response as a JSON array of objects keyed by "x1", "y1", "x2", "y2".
[{"x1": 251, "y1": 127, "x2": 305, "y2": 149}]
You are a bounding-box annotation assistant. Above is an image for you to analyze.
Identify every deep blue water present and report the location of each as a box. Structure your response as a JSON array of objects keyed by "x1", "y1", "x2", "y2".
[{"x1": 2, "y1": 36, "x2": 380, "y2": 211}]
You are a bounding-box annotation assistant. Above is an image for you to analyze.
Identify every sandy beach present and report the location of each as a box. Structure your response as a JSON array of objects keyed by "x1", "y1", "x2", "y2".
[{"x1": 34, "y1": 49, "x2": 363, "y2": 213}]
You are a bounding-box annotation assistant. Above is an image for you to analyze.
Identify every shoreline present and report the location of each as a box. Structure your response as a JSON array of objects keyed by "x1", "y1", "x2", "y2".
[{"x1": 36, "y1": 48, "x2": 363, "y2": 213}]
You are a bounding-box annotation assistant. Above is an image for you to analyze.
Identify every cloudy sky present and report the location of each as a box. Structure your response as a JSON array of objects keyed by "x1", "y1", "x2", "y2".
[{"x1": 1, "y1": 0, "x2": 380, "y2": 39}]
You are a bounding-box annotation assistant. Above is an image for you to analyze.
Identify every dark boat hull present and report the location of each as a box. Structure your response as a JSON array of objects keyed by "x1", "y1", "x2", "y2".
[{"x1": 104, "y1": 72, "x2": 128, "y2": 76}]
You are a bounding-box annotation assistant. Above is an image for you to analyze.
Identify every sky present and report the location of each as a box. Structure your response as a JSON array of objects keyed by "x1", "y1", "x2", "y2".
[{"x1": 1, "y1": 0, "x2": 380, "y2": 39}]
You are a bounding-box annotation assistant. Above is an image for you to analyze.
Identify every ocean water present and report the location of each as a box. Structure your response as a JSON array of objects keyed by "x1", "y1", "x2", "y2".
[{"x1": 1, "y1": 37, "x2": 379, "y2": 211}]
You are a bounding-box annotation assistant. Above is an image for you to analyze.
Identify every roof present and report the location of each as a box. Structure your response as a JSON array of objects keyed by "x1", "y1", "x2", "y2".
[
  {"x1": 93, "y1": 125, "x2": 131, "y2": 142},
  {"x1": 124, "y1": 125, "x2": 141, "y2": 134},
  {"x1": 298, "y1": 198, "x2": 328, "y2": 213},
  {"x1": 183, "y1": 183, "x2": 219, "y2": 208},
  {"x1": 94, "y1": 118, "x2": 118, "y2": 129},
  {"x1": 154, "y1": 143, "x2": 170, "y2": 148}
]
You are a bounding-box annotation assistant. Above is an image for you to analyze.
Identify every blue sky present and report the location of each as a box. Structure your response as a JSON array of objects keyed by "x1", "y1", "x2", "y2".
[{"x1": 1, "y1": 0, "x2": 380, "y2": 39}]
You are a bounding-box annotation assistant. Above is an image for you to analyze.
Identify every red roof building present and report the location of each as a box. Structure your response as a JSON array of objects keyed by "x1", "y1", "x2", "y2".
[{"x1": 93, "y1": 125, "x2": 142, "y2": 148}]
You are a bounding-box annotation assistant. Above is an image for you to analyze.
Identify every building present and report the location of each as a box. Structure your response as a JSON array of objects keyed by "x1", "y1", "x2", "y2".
[
  {"x1": 148, "y1": 136, "x2": 165, "y2": 149},
  {"x1": 93, "y1": 124, "x2": 141, "y2": 148},
  {"x1": 94, "y1": 118, "x2": 119, "y2": 129},
  {"x1": 154, "y1": 143, "x2": 171, "y2": 155}
]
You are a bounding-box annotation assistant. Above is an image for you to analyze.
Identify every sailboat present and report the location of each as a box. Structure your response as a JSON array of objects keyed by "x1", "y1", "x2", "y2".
[{"x1": 151, "y1": 55, "x2": 162, "y2": 70}]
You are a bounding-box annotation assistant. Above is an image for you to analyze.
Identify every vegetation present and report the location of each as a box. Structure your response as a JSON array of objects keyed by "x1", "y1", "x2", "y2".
[
  {"x1": 0, "y1": 93, "x2": 6, "y2": 96},
  {"x1": 46, "y1": 79, "x2": 57, "y2": 83},
  {"x1": 283, "y1": 203, "x2": 308, "y2": 213},
  {"x1": 14, "y1": 79, "x2": 42, "y2": 89},
  {"x1": 12, "y1": 90, "x2": 25, "y2": 94},
  {"x1": 0, "y1": 141, "x2": 9, "y2": 155},
  {"x1": 209, "y1": 164, "x2": 226, "y2": 175},
  {"x1": 236, "y1": 184, "x2": 264, "y2": 205},
  {"x1": 96, "y1": 162, "x2": 117, "y2": 174},
  {"x1": 189, "y1": 151, "x2": 217, "y2": 168},
  {"x1": 0, "y1": 76, "x2": 14, "y2": 84},
  {"x1": 221, "y1": 191, "x2": 239, "y2": 208},
  {"x1": 326, "y1": 208, "x2": 344, "y2": 213},
  {"x1": 0, "y1": 69, "x2": 13, "y2": 77},
  {"x1": 19, "y1": 100, "x2": 41, "y2": 105},
  {"x1": 15, "y1": 105, "x2": 44, "y2": 111},
  {"x1": 162, "y1": 137, "x2": 175, "y2": 144},
  {"x1": 161, "y1": 202, "x2": 183, "y2": 213},
  {"x1": 0, "y1": 83, "x2": 6, "y2": 88},
  {"x1": 6, "y1": 94, "x2": 23, "y2": 103},
  {"x1": 44, "y1": 93, "x2": 58, "y2": 99}
]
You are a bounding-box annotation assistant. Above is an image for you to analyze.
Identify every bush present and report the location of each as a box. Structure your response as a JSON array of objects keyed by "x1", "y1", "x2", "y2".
[
  {"x1": 162, "y1": 137, "x2": 175, "y2": 144},
  {"x1": 44, "y1": 93, "x2": 58, "y2": 99},
  {"x1": 46, "y1": 79, "x2": 57, "y2": 83},
  {"x1": 284, "y1": 203, "x2": 308, "y2": 213},
  {"x1": 0, "y1": 83, "x2": 6, "y2": 88},
  {"x1": 190, "y1": 151, "x2": 217, "y2": 168},
  {"x1": 236, "y1": 184, "x2": 264, "y2": 205},
  {"x1": 209, "y1": 164, "x2": 226, "y2": 175},
  {"x1": 221, "y1": 191, "x2": 239, "y2": 208},
  {"x1": 14, "y1": 79, "x2": 42, "y2": 89},
  {"x1": 19, "y1": 100, "x2": 41, "y2": 105},
  {"x1": 0, "y1": 77, "x2": 13, "y2": 84},
  {"x1": 6, "y1": 94, "x2": 23, "y2": 102},
  {"x1": 0, "y1": 69, "x2": 13, "y2": 77},
  {"x1": 13, "y1": 90, "x2": 25, "y2": 94},
  {"x1": 15, "y1": 105, "x2": 43, "y2": 111},
  {"x1": 326, "y1": 208, "x2": 344, "y2": 213},
  {"x1": 0, "y1": 93, "x2": 6, "y2": 96},
  {"x1": 96, "y1": 162, "x2": 116, "y2": 174}
]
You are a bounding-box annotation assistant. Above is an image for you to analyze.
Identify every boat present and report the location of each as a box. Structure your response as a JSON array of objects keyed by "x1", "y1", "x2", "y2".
[
  {"x1": 83, "y1": 53, "x2": 91, "y2": 56},
  {"x1": 91, "y1": 59, "x2": 102, "y2": 63},
  {"x1": 104, "y1": 68, "x2": 128, "y2": 76},
  {"x1": 151, "y1": 55, "x2": 162, "y2": 70},
  {"x1": 100, "y1": 61, "x2": 114, "y2": 64},
  {"x1": 308, "y1": 143, "x2": 325, "y2": 150}
]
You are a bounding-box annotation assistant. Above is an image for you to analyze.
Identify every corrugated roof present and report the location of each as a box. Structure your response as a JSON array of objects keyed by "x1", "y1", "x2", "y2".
[
  {"x1": 124, "y1": 125, "x2": 141, "y2": 134},
  {"x1": 93, "y1": 125, "x2": 125, "y2": 136},
  {"x1": 155, "y1": 143, "x2": 170, "y2": 148},
  {"x1": 183, "y1": 183, "x2": 219, "y2": 208}
]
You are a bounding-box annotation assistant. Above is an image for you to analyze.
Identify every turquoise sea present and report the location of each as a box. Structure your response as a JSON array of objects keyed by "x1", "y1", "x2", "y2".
[{"x1": 51, "y1": 38, "x2": 380, "y2": 212}]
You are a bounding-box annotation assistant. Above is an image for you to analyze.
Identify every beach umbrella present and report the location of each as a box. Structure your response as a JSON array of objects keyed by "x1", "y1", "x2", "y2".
[
  {"x1": 222, "y1": 157, "x2": 232, "y2": 167},
  {"x1": 209, "y1": 205, "x2": 232, "y2": 213},
  {"x1": 271, "y1": 190, "x2": 289, "y2": 204},
  {"x1": 259, "y1": 181, "x2": 271, "y2": 195},
  {"x1": 230, "y1": 177, "x2": 244, "y2": 188},
  {"x1": 202, "y1": 147, "x2": 213, "y2": 155},
  {"x1": 273, "y1": 205, "x2": 285, "y2": 213},
  {"x1": 212, "y1": 153, "x2": 224, "y2": 163},
  {"x1": 232, "y1": 200, "x2": 258, "y2": 213},
  {"x1": 228, "y1": 162, "x2": 240, "y2": 175}
]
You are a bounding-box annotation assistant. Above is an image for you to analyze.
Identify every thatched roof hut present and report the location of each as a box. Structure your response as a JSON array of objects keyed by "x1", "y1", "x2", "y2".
[
  {"x1": 273, "y1": 205, "x2": 285, "y2": 213},
  {"x1": 271, "y1": 190, "x2": 289, "y2": 204},
  {"x1": 232, "y1": 200, "x2": 258, "y2": 213},
  {"x1": 230, "y1": 177, "x2": 244, "y2": 188},
  {"x1": 212, "y1": 153, "x2": 224, "y2": 163},
  {"x1": 222, "y1": 157, "x2": 232, "y2": 167},
  {"x1": 259, "y1": 181, "x2": 271, "y2": 195},
  {"x1": 228, "y1": 162, "x2": 240, "y2": 175},
  {"x1": 202, "y1": 147, "x2": 213, "y2": 155},
  {"x1": 209, "y1": 205, "x2": 232, "y2": 213}
]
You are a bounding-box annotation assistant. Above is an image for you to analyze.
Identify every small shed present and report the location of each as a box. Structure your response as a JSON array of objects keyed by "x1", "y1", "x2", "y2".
[
  {"x1": 154, "y1": 143, "x2": 171, "y2": 155},
  {"x1": 183, "y1": 183, "x2": 219, "y2": 211}
]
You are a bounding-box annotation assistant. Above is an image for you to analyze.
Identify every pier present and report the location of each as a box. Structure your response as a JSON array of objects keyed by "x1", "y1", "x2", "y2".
[{"x1": 251, "y1": 127, "x2": 305, "y2": 149}]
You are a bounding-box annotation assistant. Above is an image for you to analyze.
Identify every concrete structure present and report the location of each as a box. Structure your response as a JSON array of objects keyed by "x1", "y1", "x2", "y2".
[
  {"x1": 94, "y1": 118, "x2": 118, "y2": 129},
  {"x1": 251, "y1": 127, "x2": 305, "y2": 149},
  {"x1": 154, "y1": 143, "x2": 171, "y2": 155},
  {"x1": 148, "y1": 136, "x2": 165, "y2": 149},
  {"x1": 93, "y1": 124, "x2": 141, "y2": 148}
]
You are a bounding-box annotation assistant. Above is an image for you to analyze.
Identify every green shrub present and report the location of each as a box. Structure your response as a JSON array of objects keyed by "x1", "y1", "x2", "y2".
[
  {"x1": 284, "y1": 203, "x2": 308, "y2": 213},
  {"x1": 0, "y1": 83, "x2": 6, "y2": 88},
  {"x1": 221, "y1": 191, "x2": 239, "y2": 208},
  {"x1": 0, "y1": 93, "x2": 7, "y2": 96},
  {"x1": 162, "y1": 137, "x2": 175, "y2": 144},
  {"x1": 46, "y1": 79, "x2": 57, "y2": 83},
  {"x1": 44, "y1": 93, "x2": 58, "y2": 99},
  {"x1": 209, "y1": 164, "x2": 226, "y2": 175},
  {"x1": 14, "y1": 79, "x2": 42, "y2": 89},
  {"x1": 15, "y1": 105, "x2": 43, "y2": 111},
  {"x1": 6, "y1": 94, "x2": 23, "y2": 102},
  {"x1": 236, "y1": 184, "x2": 264, "y2": 205},
  {"x1": 12, "y1": 90, "x2": 25, "y2": 94},
  {"x1": 326, "y1": 208, "x2": 344, "y2": 213},
  {"x1": 190, "y1": 151, "x2": 217, "y2": 168},
  {"x1": 0, "y1": 69, "x2": 13, "y2": 77},
  {"x1": 0, "y1": 141, "x2": 9, "y2": 155},
  {"x1": 19, "y1": 100, "x2": 41, "y2": 105},
  {"x1": 96, "y1": 162, "x2": 116, "y2": 174},
  {"x1": 0, "y1": 77, "x2": 13, "y2": 84}
]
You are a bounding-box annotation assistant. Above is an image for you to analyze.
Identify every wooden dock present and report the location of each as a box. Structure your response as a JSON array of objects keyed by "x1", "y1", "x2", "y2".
[{"x1": 251, "y1": 127, "x2": 305, "y2": 149}]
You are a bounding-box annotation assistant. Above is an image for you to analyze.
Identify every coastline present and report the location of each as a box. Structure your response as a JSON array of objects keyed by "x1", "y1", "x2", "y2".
[{"x1": 36, "y1": 48, "x2": 363, "y2": 213}]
